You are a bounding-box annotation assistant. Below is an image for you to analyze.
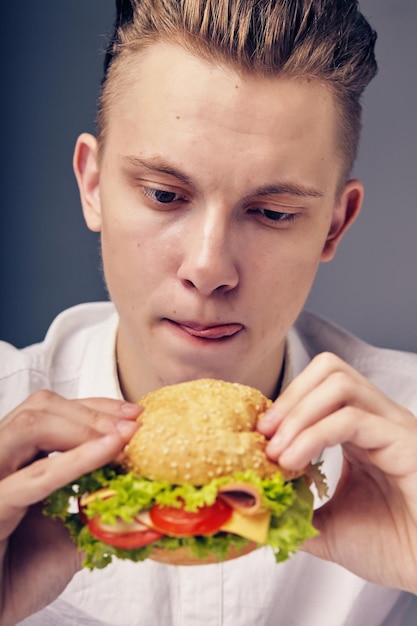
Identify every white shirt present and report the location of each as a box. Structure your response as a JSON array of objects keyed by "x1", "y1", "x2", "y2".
[{"x1": 1, "y1": 302, "x2": 417, "y2": 626}]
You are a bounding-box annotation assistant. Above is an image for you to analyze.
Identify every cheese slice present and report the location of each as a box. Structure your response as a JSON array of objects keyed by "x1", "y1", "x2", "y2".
[
  {"x1": 220, "y1": 509, "x2": 271, "y2": 544},
  {"x1": 79, "y1": 488, "x2": 117, "y2": 507}
]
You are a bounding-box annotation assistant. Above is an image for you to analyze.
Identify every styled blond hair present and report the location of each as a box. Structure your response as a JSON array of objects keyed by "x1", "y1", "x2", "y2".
[{"x1": 98, "y1": 0, "x2": 377, "y2": 176}]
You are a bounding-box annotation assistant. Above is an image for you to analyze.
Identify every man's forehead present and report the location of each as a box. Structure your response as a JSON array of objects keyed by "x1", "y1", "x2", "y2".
[
  {"x1": 103, "y1": 41, "x2": 343, "y2": 191},
  {"x1": 111, "y1": 42, "x2": 336, "y2": 130}
]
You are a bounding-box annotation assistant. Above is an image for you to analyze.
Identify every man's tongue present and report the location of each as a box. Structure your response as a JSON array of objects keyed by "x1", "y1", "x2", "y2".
[{"x1": 179, "y1": 323, "x2": 242, "y2": 339}]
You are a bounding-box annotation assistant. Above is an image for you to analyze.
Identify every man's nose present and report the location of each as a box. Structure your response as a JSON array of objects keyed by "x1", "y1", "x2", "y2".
[{"x1": 177, "y1": 210, "x2": 239, "y2": 296}]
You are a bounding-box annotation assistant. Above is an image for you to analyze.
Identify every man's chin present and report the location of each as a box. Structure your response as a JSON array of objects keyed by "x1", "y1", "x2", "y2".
[{"x1": 154, "y1": 364, "x2": 241, "y2": 388}]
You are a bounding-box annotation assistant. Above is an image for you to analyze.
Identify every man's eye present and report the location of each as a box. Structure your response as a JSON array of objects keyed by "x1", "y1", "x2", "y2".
[
  {"x1": 262, "y1": 209, "x2": 290, "y2": 221},
  {"x1": 250, "y1": 208, "x2": 296, "y2": 223},
  {"x1": 143, "y1": 188, "x2": 182, "y2": 204}
]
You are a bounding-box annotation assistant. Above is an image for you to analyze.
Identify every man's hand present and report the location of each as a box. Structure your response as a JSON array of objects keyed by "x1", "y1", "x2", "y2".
[
  {"x1": 258, "y1": 352, "x2": 417, "y2": 593},
  {"x1": 0, "y1": 391, "x2": 141, "y2": 626}
]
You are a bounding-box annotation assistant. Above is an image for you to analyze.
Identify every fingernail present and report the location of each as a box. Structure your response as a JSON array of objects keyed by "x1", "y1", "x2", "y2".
[
  {"x1": 266, "y1": 433, "x2": 285, "y2": 458},
  {"x1": 278, "y1": 444, "x2": 301, "y2": 470},
  {"x1": 116, "y1": 420, "x2": 139, "y2": 438},
  {"x1": 120, "y1": 402, "x2": 141, "y2": 416},
  {"x1": 259, "y1": 411, "x2": 274, "y2": 426}
]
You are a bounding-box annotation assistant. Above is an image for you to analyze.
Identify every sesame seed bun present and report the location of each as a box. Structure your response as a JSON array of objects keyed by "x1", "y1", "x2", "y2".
[
  {"x1": 48, "y1": 380, "x2": 320, "y2": 569},
  {"x1": 123, "y1": 378, "x2": 300, "y2": 484}
]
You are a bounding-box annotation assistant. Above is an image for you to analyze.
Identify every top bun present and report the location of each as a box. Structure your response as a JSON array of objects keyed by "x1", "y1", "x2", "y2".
[{"x1": 123, "y1": 378, "x2": 286, "y2": 485}]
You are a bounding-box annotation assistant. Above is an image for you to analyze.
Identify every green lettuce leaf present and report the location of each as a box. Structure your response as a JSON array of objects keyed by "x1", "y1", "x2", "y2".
[
  {"x1": 267, "y1": 477, "x2": 318, "y2": 563},
  {"x1": 44, "y1": 465, "x2": 318, "y2": 569}
]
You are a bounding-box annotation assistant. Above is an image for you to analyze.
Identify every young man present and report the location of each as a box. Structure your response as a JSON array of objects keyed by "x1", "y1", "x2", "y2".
[{"x1": 1, "y1": 1, "x2": 417, "y2": 624}]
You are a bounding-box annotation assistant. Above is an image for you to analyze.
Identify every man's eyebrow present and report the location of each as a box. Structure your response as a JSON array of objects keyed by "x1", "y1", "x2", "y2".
[
  {"x1": 248, "y1": 182, "x2": 324, "y2": 199},
  {"x1": 122, "y1": 155, "x2": 323, "y2": 199},
  {"x1": 122, "y1": 155, "x2": 195, "y2": 188}
]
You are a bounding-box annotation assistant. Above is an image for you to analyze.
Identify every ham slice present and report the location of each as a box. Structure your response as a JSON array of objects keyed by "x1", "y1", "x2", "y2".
[{"x1": 217, "y1": 482, "x2": 264, "y2": 516}]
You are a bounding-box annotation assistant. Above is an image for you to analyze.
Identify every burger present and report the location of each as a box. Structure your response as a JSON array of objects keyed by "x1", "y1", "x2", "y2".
[{"x1": 45, "y1": 379, "x2": 327, "y2": 569}]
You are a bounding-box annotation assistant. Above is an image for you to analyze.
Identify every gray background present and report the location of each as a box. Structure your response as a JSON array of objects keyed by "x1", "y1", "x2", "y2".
[{"x1": 1, "y1": 0, "x2": 416, "y2": 352}]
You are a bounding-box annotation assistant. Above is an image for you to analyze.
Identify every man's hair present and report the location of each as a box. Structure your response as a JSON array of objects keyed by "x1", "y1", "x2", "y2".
[{"x1": 98, "y1": 0, "x2": 377, "y2": 177}]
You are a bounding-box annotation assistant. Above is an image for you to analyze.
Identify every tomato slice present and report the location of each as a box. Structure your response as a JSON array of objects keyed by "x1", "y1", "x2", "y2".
[
  {"x1": 87, "y1": 516, "x2": 164, "y2": 549},
  {"x1": 149, "y1": 498, "x2": 232, "y2": 537}
]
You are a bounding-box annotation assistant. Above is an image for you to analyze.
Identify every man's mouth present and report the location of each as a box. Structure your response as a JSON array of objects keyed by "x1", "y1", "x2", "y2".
[{"x1": 169, "y1": 320, "x2": 243, "y2": 340}]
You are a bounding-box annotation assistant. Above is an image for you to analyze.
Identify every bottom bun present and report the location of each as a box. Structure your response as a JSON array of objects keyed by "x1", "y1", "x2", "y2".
[{"x1": 149, "y1": 541, "x2": 258, "y2": 566}]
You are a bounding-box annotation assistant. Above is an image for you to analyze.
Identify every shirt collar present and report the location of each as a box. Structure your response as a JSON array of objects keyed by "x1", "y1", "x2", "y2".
[
  {"x1": 280, "y1": 324, "x2": 312, "y2": 392},
  {"x1": 76, "y1": 310, "x2": 123, "y2": 400}
]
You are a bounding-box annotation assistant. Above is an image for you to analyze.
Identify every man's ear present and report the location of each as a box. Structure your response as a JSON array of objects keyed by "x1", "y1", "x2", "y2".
[
  {"x1": 73, "y1": 133, "x2": 102, "y2": 232},
  {"x1": 321, "y1": 179, "x2": 364, "y2": 262}
]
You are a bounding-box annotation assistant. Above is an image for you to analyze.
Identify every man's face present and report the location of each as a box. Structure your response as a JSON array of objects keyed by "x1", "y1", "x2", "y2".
[{"x1": 78, "y1": 42, "x2": 361, "y2": 400}]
